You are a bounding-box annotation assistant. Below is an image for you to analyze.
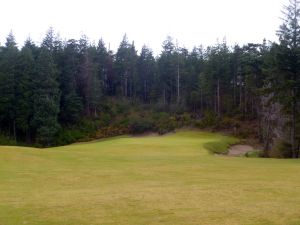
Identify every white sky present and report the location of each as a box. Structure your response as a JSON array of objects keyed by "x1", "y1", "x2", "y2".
[{"x1": 0, "y1": 0, "x2": 287, "y2": 55}]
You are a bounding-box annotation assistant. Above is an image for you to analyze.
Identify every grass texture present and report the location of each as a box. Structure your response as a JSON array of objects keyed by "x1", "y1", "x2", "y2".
[{"x1": 0, "y1": 131, "x2": 300, "y2": 225}]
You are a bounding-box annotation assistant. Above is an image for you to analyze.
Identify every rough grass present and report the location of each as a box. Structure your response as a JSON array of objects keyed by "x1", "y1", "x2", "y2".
[
  {"x1": 0, "y1": 131, "x2": 300, "y2": 225},
  {"x1": 203, "y1": 138, "x2": 237, "y2": 155}
]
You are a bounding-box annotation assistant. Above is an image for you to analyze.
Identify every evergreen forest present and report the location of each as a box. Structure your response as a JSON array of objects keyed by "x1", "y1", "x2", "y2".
[{"x1": 0, "y1": 0, "x2": 299, "y2": 158}]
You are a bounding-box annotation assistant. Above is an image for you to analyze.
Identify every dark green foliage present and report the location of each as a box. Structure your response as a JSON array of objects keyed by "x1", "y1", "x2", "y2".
[
  {"x1": 245, "y1": 150, "x2": 264, "y2": 158},
  {"x1": 60, "y1": 93, "x2": 83, "y2": 124},
  {"x1": 0, "y1": 32, "x2": 18, "y2": 140},
  {"x1": 115, "y1": 34, "x2": 138, "y2": 98},
  {"x1": 59, "y1": 39, "x2": 83, "y2": 125},
  {"x1": 157, "y1": 36, "x2": 177, "y2": 104},
  {"x1": 269, "y1": 140, "x2": 293, "y2": 158},
  {"x1": 152, "y1": 112, "x2": 176, "y2": 134},
  {"x1": 15, "y1": 40, "x2": 36, "y2": 141},
  {"x1": 195, "y1": 111, "x2": 218, "y2": 128},
  {"x1": 217, "y1": 117, "x2": 240, "y2": 130},
  {"x1": 128, "y1": 116, "x2": 154, "y2": 134},
  {"x1": 55, "y1": 128, "x2": 85, "y2": 145},
  {"x1": 176, "y1": 113, "x2": 193, "y2": 127},
  {"x1": 137, "y1": 45, "x2": 156, "y2": 103},
  {"x1": 32, "y1": 47, "x2": 60, "y2": 146},
  {"x1": 0, "y1": 134, "x2": 17, "y2": 146}
]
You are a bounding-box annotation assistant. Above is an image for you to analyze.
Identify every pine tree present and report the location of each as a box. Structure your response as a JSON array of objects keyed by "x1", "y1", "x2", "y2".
[
  {"x1": 59, "y1": 39, "x2": 83, "y2": 124},
  {"x1": 96, "y1": 39, "x2": 109, "y2": 94},
  {"x1": 15, "y1": 39, "x2": 36, "y2": 142},
  {"x1": 137, "y1": 45, "x2": 156, "y2": 103},
  {"x1": 273, "y1": 0, "x2": 300, "y2": 157},
  {"x1": 115, "y1": 34, "x2": 138, "y2": 98},
  {"x1": 185, "y1": 47, "x2": 204, "y2": 112},
  {"x1": 87, "y1": 45, "x2": 102, "y2": 117},
  {"x1": 0, "y1": 32, "x2": 18, "y2": 140},
  {"x1": 76, "y1": 36, "x2": 102, "y2": 117},
  {"x1": 200, "y1": 42, "x2": 230, "y2": 116},
  {"x1": 32, "y1": 46, "x2": 60, "y2": 146},
  {"x1": 158, "y1": 36, "x2": 177, "y2": 104}
]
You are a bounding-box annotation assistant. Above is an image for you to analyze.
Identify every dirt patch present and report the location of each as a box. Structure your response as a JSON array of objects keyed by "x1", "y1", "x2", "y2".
[{"x1": 228, "y1": 145, "x2": 254, "y2": 156}]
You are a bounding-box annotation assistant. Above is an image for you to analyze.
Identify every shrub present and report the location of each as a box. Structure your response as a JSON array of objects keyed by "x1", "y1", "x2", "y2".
[
  {"x1": 116, "y1": 101, "x2": 131, "y2": 115},
  {"x1": 269, "y1": 140, "x2": 292, "y2": 158},
  {"x1": 237, "y1": 129, "x2": 252, "y2": 139},
  {"x1": 55, "y1": 128, "x2": 85, "y2": 146},
  {"x1": 0, "y1": 134, "x2": 17, "y2": 146},
  {"x1": 94, "y1": 126, "x2": 129, "y2": 139},
  {"x1": 217, "y1": 117, "x2": 240, "y2": 129},
  {"x1": 168, "y1": 104, "x2": 185, "y2": 114},
  {"x1": 128, "y1": 116, "x2": 154, "y2": 134},
  {"x1": 195, "y1": 111, "x2": 218, "y2": 128},
  {"x1": 54, "y1": 118, "x2": 103, "y2": 146},
  {"x1": 152, "y1": 112, "x2": 176, "y2": 134},
  {"x1": 176, "y1": 113, "x2": 193, "y2": 127},
  {"x1": 98, "y1": 113, "x2": 112, "y2": 127},
  {"x1": 245, "y1": 150, "x2": 263, "y2": 158}
]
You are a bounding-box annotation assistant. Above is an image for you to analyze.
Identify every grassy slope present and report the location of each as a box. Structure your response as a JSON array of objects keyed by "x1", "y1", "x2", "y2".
[{"x1": 0, "y1": 131, "x2": 299, "y2": 225}]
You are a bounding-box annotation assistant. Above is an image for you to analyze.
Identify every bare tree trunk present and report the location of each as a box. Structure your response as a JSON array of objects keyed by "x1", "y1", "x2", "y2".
[
  {"x1": 217, "y1": 79, "x2": 220, "y2": 117},
  {"x1": 251, "y1": 96, "x2": 255, "y2": 117},
  {"x1": 233, "y1": 73, "x2": 236, "y2": 107},
  {"x1": 200, "y1": 88, "x2": 203, "y2": 114},
  {"x1": 291, "y1": 89, "x2": 296, "y2": 158},
  {"x1": 177, "y1": 63, "x2": 180, "y2": 104},
  {"x1": 176, "y1": 40, "x2": 180, "y2": 105},
  {"x1": 124, "y1": 76, "x2": 128, "y2": 97},
  {"x1": 297, "y1": 139, "x2": 300, "y2": 158},
  {"x1": 123, "y1": 70, "x2": 128, "y2": 97},
  {"x1": 244, "y1": 87, "x2": 247, "y2": 116},
  {"x1": 239, "y1": 83, "x2": 242, "y2": 112},
  {"x1": 26, "y1": 129, "x2": 31, "y2": 144},
  {"x1": 144, "y1": 80, "x2": 147, "y2": 102},
  {"x1": 264, "y1": 108, "x2": 272, "y2": 157},
  {"x1": 257, "y1": 100, "x2": 264, "y2": 143},
  {"x1": 214, "y1": 88, "x2": 217, "y2": 115},
  {"x1": 13, "y1": 120, "x2": 16, "y2": 142}
]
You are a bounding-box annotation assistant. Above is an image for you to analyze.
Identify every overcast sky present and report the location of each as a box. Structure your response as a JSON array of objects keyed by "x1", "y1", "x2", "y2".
[{"x1": 0, "y1": 0, "x2": 287, "y2": 55}]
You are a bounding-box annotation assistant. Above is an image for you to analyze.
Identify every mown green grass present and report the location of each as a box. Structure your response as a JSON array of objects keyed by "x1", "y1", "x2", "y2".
[{"x1": 0, "y1": 131, "x2": 300, "y2": 225}]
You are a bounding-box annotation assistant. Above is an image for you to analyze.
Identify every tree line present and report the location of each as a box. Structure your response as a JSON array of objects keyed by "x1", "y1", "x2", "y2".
[{"x1": 0, "y1": 0, "x2": 299, "y2": 157}]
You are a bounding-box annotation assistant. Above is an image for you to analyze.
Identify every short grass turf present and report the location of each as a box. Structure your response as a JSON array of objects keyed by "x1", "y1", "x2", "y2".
[{"x1": 0, "y1": 131, "x2": 300, "y2": 225}]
